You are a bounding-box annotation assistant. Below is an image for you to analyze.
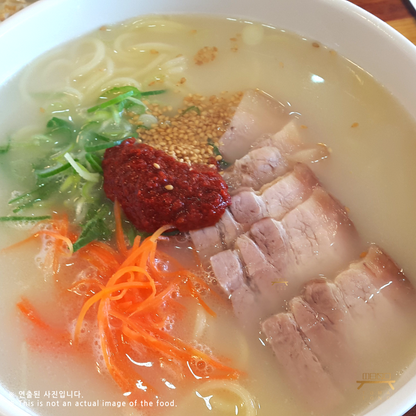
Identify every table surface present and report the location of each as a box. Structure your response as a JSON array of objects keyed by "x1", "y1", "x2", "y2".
[
  {"x1": 349, "y1": 1, "x2": 416, "y2": 415},
  {"x1": 351, "y1": 0, "x2": 416, "y2": 43},
  {"x1": 1, "y1": 1, "x2": 416, "y2": 415}
]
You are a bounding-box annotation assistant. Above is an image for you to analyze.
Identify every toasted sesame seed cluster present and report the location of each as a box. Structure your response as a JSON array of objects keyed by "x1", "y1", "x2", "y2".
[
  {"x1": 127, "y1": 91, "x2": 243, "y2": 166},
  {"x1": 194, "y1": 46, "x2": 219, "y2": 65}
]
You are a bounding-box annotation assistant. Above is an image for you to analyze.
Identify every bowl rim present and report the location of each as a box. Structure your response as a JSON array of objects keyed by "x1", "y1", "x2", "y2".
[{"x1": 1, "y1": 1, "x2": 416, "y2": 416}]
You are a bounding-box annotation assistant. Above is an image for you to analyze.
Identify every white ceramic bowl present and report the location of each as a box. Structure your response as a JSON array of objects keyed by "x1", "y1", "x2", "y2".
[{"x1": 1, "y1": 0, "x2": 416, "y2": 415}]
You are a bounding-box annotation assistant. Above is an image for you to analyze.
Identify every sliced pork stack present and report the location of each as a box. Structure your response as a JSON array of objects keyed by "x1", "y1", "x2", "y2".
[
  {"x1": 211, "y1": 186, "x2": 362, "y2": 322},
  {"x1": 189, "y1": 163, "x2": 319, "y2": 262},
  {"x1": 189, "y1": 89, "x2": 416, "y2": 413},
  {"x1": 191, "y1": 88, "x2": 358, "y2": 320},
  {"x1": 262, "y1": 246, "x2": 416, "y2": 412}
]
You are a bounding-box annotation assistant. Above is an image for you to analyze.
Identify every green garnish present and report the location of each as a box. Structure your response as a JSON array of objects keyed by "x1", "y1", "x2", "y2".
[
  {"x1": 63, "y1": 153, "x2": 100, "y2": 183},
  {"x1": 102, "y1": 86, "x2": 142, "y2": 98},
  {"x1": 35, "y1": 162, "x2": 71, "y2": 179},
  {"x1": 87, "y1": 90, "x2": 136, "y2": 113},
  {"x1": 85, "y1": 153, "x2": 103, "y2": 173},
  {"x1": 182, "y1": 106, "x2": 201, "y2": 116},
  {"x1": 0, "y1": 215, "x2": 51, "y2": 222},
  {"x1": 2, "y1": 85, "x2": 168, "y2": 239},
  {"x1": 46, "y1": 117, "x2": 74, "y2": 131},
  {"x1": 9, "y1": 182, "x2": 60, "y2": 213},
  {"x1": 141, "y1": 89, "x2": 167, "y2": 96},
  {"x1": 207, "y1": 138, "x2": 231, "y2": 169},
  {"x1": 0, "y1": 138, "x2": 11, "y2": 154},
  {"x1": 73, "y1": 206, "x2": 112, "y2": 252},
  {"x1": 84, "y1": 139, "x2": 124, "y2": 153}
]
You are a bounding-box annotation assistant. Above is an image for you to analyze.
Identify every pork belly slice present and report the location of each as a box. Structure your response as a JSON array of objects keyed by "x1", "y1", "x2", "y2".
[
  {"x1": 334, "y1": 245, "x2": 416, "y2": 345},
  {"x1": 358, "y1": 245, "x2": 415, "y2": 307},
  {"x1": 289, "y1": 282, "x2": 357, "y2": 392},
  {"x1": 219, "y1": 89, "x2": 289, "y2": 163},
  {"x1": 257, "y1": 120, "x2": 330, "y2": 164},
  {"x1": 189, "y1": 209, "x2": 243, "y2": 263},
  {"x1": 303, "y1": 279, "x2": 350, "y2": 328},
  {"x1": 189, "y1": 225, "x2": 222, "y2": 263},
  {"x1": 222, "y1": 145, "x2": 292, "y2": 193},
  {"x1": 223, "y1": 120, "x2": 328, "y2": 194},
  {"x1": 211, "y1": 249, "x2": 245, "y2": 296},
  {"x1": 262, "y1": 313, "x2": 343, "y2": 412},
  {"x1": 236, "y1": 187, "x2": 361, "y2": 310},
  {"x1": 230, "y1": 163, "x2": 319, "y2": 228},
  {"x1": 222, "y1": 121, "x2": 300, "y2": 194},
  {"x1": 286, "y1": 248, "x2": 416, "y2": 394},
  {"x1": 250, "y1": 187, "x2": 360, "y2": 276},
  {"x1": 216, "y1": 209, "x2": 243, "y2": 249},
  {"x1": 210, "y1": 249, "x2": 261, "y2": 327}
]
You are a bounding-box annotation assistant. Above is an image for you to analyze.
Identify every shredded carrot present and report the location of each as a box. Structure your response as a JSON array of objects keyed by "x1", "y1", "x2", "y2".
[
  {"x1": 13, "y1": 206, "x2": 240, "y2": 398},
  {"x1": 187, "y1": 279, "x2": 216, "y2": 317},
  {"x1": 74, "y1": 281, "x2": 153, "y2": 343},
  {"x1": 2, "y1": 217, "x2": 75, "y2": 275},
  {"x1": 17, "y1": 297, "x2": 50, "y2": 330},
  {"x1": 17, "y1": 297, "x2": 72, "y2": 351},
  {"x1": 1, "y1": 234, "x2": 39, "y2": 252},
  {"x1": 73, "y1": 219, "x2": 241, "y2": 392}
]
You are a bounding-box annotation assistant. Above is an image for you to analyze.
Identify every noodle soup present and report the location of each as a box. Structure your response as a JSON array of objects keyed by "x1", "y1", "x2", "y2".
[{"x1": 1, "y1": 14, "x2": 416, "y2": 416}]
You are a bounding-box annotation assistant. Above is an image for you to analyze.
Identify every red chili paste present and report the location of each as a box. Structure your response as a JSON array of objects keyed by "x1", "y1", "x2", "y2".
[{"x1": 102, "y1": 139, "x2": 231, "y2": 233}]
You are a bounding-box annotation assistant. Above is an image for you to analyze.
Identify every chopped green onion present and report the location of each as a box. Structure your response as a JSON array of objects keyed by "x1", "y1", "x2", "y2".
[
  {"x1": 0, "y1": 138, "x2": 11, "y2": 154},
  {"x1": 141, "y1": 89, "x2": 167, "y2": 96},
  {"x1": 73, "y1": 218, "x2": 110, "y2": 251},
  {"x1": 102, "y1": 86, "x2": 141, "y2": 98},
  {"x1": 84, "y1": 139, "x2": 124, "y2": 153},
  {"x1": 9, "y1": 182, "x2": 60, "y2": 212},
  {"x1": 87, "y1": 90, "x2": 135, "y2": 113},
  {"x1": 64, "y1": 153, "x2": 100, "y2": 182},
  {"x1": 73, "y1": 206, "x2": 112, "y2": 252},
  {"x1": 0, "y1": 215, "x2": 51, "y2": 222},
  {"x1": 35, "y1": 162, "x2": 71, "y2": 178},
  {"x1": 125, "y1": 97, "x2": 147, "y2": 114},
  {"x1": 60, "y1": 174, "x2": 78, "y2": 192},
  {"x1": 81, "y1": 181, "x2": 101, "y2": 203},
  {"x1": 8, "y1": 182, "x2": 58, "y2": 205},
  {"x1": 82, "y1": 130, "x2": 112, "y2": 143},
  {"x1": 9, "y1": 189, "x2": 39, "y2": 205},
  {"x1": 126, "y1": 96, "x2": 147, "y2": 108},
  {"x1": 50, "y1": 143, "x2": 76, "y2": 160},
  {"x1": 85, "y1": 153, "x2": 103, "y2": 173},
  {"x1": 182, "y1": 106, "x2": 200, "y2": 116},
  {"x1": 208, "y1": 138, "x2": 231, "y2": 169},
  {"x1": 139, "y1": 114, "x2": 158, "y2": 128},
  {"x1": 46, "y1": 117, "x2": 73, "y2": 131},
  {"x1": 110, "y1": 105, "x2": 121, "y2": 125}
]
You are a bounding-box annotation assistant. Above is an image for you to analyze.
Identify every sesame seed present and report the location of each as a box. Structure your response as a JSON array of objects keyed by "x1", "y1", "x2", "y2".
[
  {"x1": 128, "y1": 91, "x2": 243, "y2": 165},
  {"x1": 153, "y1": 163, "x2": 161, "y2": 169},
  {"x1": 165, "y1": 185, "x2": 174, "y2": 191}
]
